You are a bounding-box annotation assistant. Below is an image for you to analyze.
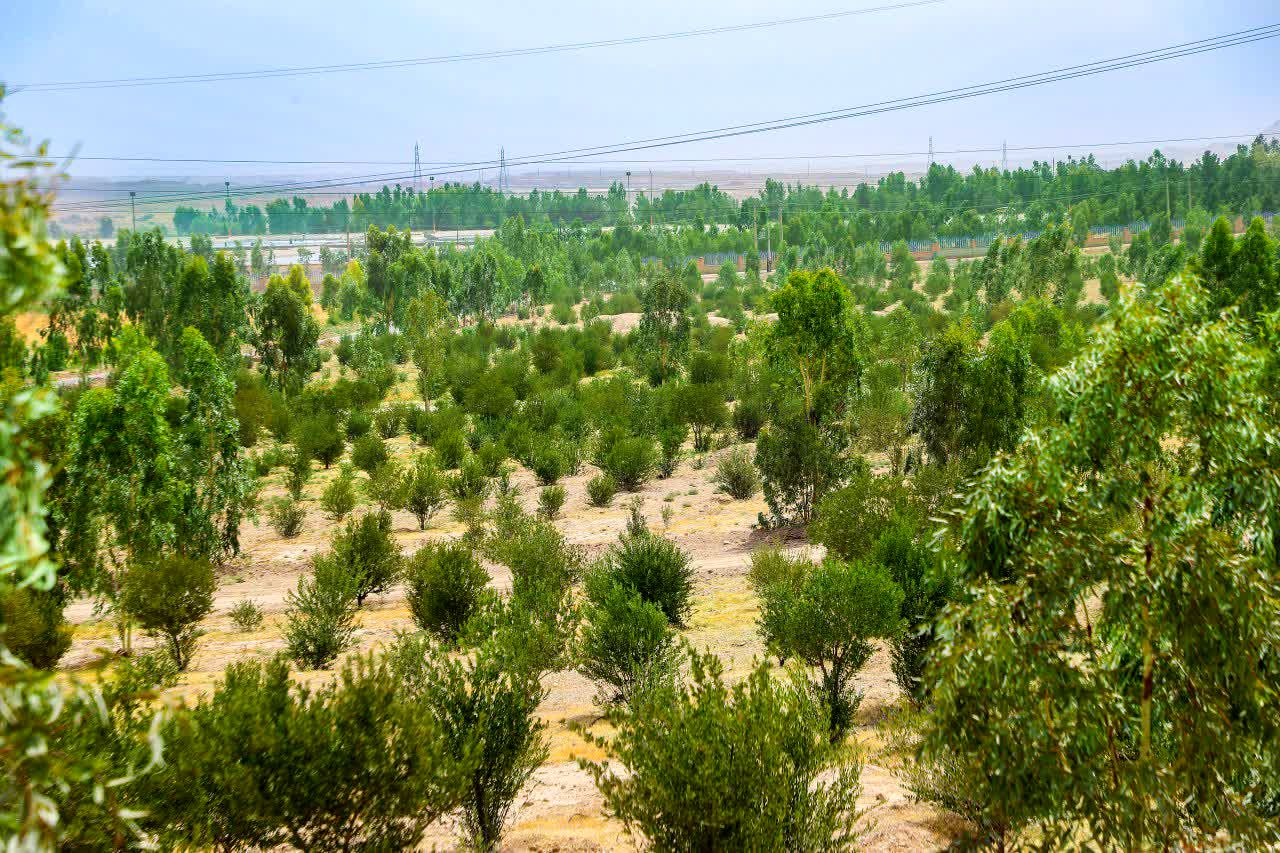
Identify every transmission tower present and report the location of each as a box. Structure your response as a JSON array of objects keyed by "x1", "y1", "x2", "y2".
[
  {"x1": 498, "y1": 146, "x2": 509, "y2": 196},
  {"x1": 1001, "y1": 140, "x2": 1007, "y2": 172},
  {"x1": 413, "y1": 142, "x2": 422, "y2": 193},
  {"x1": 928, "y1": 136, "x2": 933, "y2": 168}
]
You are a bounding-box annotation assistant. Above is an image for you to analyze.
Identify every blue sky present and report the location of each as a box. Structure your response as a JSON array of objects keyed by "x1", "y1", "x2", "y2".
[{"x1": 3, "y1": 0, "x2": 1277, "y2": 181}]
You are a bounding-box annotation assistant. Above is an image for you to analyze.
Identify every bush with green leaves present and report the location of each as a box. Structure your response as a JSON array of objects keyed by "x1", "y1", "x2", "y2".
[
  {"x1": 448, "y1": 456, "x2": 491, "y2": 503},
  {"x1": 120, "y1": 555, "x2": 216, "y2": 671},
  {"x1": 755, "y1": 402, "x2": 852, "y2": 525},
  {"x1": 328, "y1": 510, "x2": 402, "y2": 606},
  {"x1": 872, "y1": 516, "x2": 951, "y2": 703},
  {"x1": 387, "y1": 631, "x2": 548, "y2": 850},
  {"x1": 345, "y1": 409, "x2": 372, "y2": 440},
  {"x1": 586, "y1": 473, "x2": 617, "y2": 507},
  {"x1": 284, "y1": 448, "x2": 311, "y2": 499},
  {"x1": 600, "y1": 435, "x2": 657, "y2": 491},
  {"x1": 319, "y1": 464, "x2": 358, "y2": 520},
  {"x1": 350, "y1": 432, "x2": 389, "y2": 474},
  {"x1": 582, "y1": 649, "x2": 866, "y2": 850},
  {"x1": 732, "y1": 395, "x2": 765, "y2": 440},
  {"x1": 596, "y1": 532, "x2": 694, "y2": 627},
  {"x1": 402, "y1": 452, "x2": 447, "y2": 529},
  {"x1": 677, "y1": 382, "x2": 728, "y2": 451},
  {"x1": 374, "y1": 406, "x2": 403, "y2": 438},
  {"x1": 228, "y1": 599, "x2": 264, "y2": 632},
  {"x1": 539, "y1": 484, "x2": 567, "y2": 520},
  {"x1": 283, "y1": 554, "x2": 359, "y2": 669},
  {"x1": 528, "y1": 437, "x2": 574, "y2": 485},
  {"x1": 434, "y1": 427, "x2": 469, "y2": 470},
  {"x1": 712, "y1": 446, "x2": 760, "y2": 499},
  {"x1": 293, "y1": 414, "x2": 344, "y2": 469},
  {"x1": 657, "y1": 422, "x2": 687, "y2": 477},
  {"x1": 810, "y1": 465, "x2": 913, "y2": 561},
  {"x1": 267, "y1": 495, "x2": 305, "y2": 537},
  {"x1": 364, "y1": 458, "x2": 406, "y2": 511},
  {"x1": 578, "y1": 579, "x2": 678, "y2": 705},
  {"x1": 475, "y1": 441, "x2": 509, "y2": 477},
  {"x1": 757, "y1": 557, "x2": 902, "y2": 740},
  {"x1": 151, "y1": 653, "x2": 471, "y2": 851},
  {"x1": 404, "y1": 541, "x2": 490, "y2": 645},
  {"x1": 0, "y1": 585, "x2": 72, "y2": 669}
]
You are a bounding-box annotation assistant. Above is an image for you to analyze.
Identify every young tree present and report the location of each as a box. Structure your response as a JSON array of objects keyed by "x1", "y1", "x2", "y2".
[
  {"x1": 402, "y1": 452, "x2": 447, "y2": 529},
  {"x1": 637, "y1": 271, "x2": 691, "y2": 383},
  {"x1": 284, "y1": 555, "x2": 359, "y2": 669},
  {"x1": 255, "y1": 275, "x2": 320, "y2": 391},
  {"x1": 583, "y1": 649, "x2": 866, "y2": 850},
  {"x1": 404, "y1": 541, "x2": 490, "y2": 645},
  {"x1": 578, "y1": 579, "x2": 678, "y2": 705},
  {"x1": 757, "y1": 557, "x2": 902, "y2": 739},
  {"x1": 924, "y1": 274, "x2": 1280, "y2": 847},
  {"x1": 120, "y1": 555, "x2": 215, "y2": 670},
  {"x1": 328, "y1": 510, "x2": 402, "y2": 607},
  {"x1": 767, "y1": 268, "x2": 862, "y2": 423},
  {"x1": 319, "y1": 465, "x2": 358, "y2": 520}
]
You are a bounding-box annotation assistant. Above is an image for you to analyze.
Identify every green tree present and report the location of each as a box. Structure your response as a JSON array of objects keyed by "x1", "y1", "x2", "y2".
[
  {"x1": 924, "y1": 274, "x2": 1280, "y2": 847},
  {"x1": 328, "y1": 510, "x2": 402, "y2": 607},
  {"x1": 120, "y1": 554, "x2": 215, "y2": 670},
  {"x1": 767, "y1": 268, "x2": 862, "y2": 422},
  {"x1": 637, "y1": 271, "x2": 691, "y2": 383},
  {"x1": 255, "y1": 275, "x2": 319, "y2": 391},
  {"x1": 583, "y1": 649, "x2": 866, "y2": 850}
]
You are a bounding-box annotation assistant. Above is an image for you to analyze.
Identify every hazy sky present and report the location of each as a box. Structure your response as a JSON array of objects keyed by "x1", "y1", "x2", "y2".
[{"x1": 3, "y1": 0, "x2": 1277, "y2": 182}]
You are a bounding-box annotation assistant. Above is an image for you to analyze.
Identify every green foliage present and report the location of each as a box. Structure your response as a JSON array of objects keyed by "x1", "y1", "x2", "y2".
[
  {"x1": 402, "y1": 452, "x2": 447, "y2": 529},
  {"x1": 578, "y1": 579, "x2": 678, "y2": 705},
  {"x1": 596, "y1": 532, "x2": 694, "y2": 628},
  {"x1": 539, "y1": 484, "x2": 567, "y2": 520},
  {"x1": 755, "y1": 401, "x2": 852, "y2": 525},
  {"x1": 582, "y1": 649, "x2": 866, "y2": 851},
  {"x1": 350, "y1": 432, "x2": 388, "y2": 474},
  {"x1": 712, "y1": 446, "x2": 759, "y2": 499},
  {"x1": 319, "y1": 464, "x2": 358, "y2": 520},
  {"x1": 364, "y1": 458, "x2": 406, "y2": 511},
  {"x1": 434, "y1": 427, "x2": 468, "y2": 470},
  {"x1": 388, "y1": 631, "x2": 548, "y2": 850},
  {"x1": 586, "y1": 473, "x2": 617, "y2": 507},
  {"x1": 637, "y1": 271, "x2": 691, "y2": 383},
  {"x1": 228, "y1": 599, "x2": 264, "y2": 632},
  {"x1": 0, "y1": 585, "x2": 71, "y2": 669},
  {"x1": 810, "y1": 465, "x2": 912, "y2": 561},
  {"x1": 924, "y1": 275, "x2": 1280, "y2": 847},
  {"x1": 732, "y1": 395, "x2": 765, "y2": 440},
  {"x1": 293, "y1": 413, "x2": 344, "y2": 469},
  {"x1": 283, "y1": 446, "x2": 311, "y2": 499},
  {"x1": 266, "y1": 495, "x2": 305, "y2": 538},
  {"x1": 152, "y1": 654, "x2": 470, "y2": 851},
  {"x1": 757, "y1": 557, "x2": 902, "y2": 739},
  {"x1": 283, "y1": 555, "x2": 358, "y2": 669},
  {"x1": 599, "y1": 435, "x2": 657, "y2": 491},
  {"x1": 404, "y1": 541, "x2": 490, "y2": 645},
  {"x1": 344, "y1": 408, "x2": 371, "y2": 440},
  {"x1": 872, "y1": 516, "x2": 951, "y2": 703},
  {"x1": 120, "y1": 555, "x2": 216, "y2": 670},
  {"x1": 328, "y1": 509, "x2": 402, "y2": 606}
]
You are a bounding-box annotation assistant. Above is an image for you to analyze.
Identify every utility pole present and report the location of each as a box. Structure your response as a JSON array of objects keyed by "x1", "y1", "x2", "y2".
[
  {"x1": 225, "y1": 180, "x2": 232, "y2": 242},
  {"x1": 129, "y1": 191, "x2": 137, "y2": 232},
  {"x1": 625, "y1": 170, "x2": 632, "y2": 215},
  {"x1": 429, "y1": 176, "x2": 435, "y2": 234},
  {"x1": 648, "y1": 170, "x2": 654, "y2": 229}
]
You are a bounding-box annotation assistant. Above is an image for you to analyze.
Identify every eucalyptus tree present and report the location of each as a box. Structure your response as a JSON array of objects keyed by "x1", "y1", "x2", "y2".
[
  {"x1": 923, "y1": 274, "x2": 1280, "y2": 848},
  {"x1": 255, "y1": 274, "x2": 320, "y2": 392}
]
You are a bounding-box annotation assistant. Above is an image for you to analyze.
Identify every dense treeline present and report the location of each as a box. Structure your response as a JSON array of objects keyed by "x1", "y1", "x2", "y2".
[
  {"x1": 174, "y1": 137, "x2": 1279, "y2": 250},
  {"x1": 7, "y1": 89, "x2": 1280, "y2": 852}
]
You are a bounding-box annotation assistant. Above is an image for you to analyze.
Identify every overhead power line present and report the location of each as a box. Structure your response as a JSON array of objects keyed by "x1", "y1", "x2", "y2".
[
  {"x1": 46, "y1": 132, "x2": 1270, "y2": 171},
  {"x1": 14, "y1": 1, "x2": 945, "y2": 93},
  {"x1": 53, "y1": 25, "x2": 1280, "y2": 214}
]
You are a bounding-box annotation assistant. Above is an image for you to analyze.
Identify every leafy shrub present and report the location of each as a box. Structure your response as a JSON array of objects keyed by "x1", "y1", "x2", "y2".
[
  {"x1": 586, "y1": 473, "x2": 617, "y2": 507},
  {"x1": 677, "y1": 383, "x2": 728, "y2": 452},
  {"x1": 284, "y1": 448, "x2": 311, "y2": 499},
  {"x1": 328, "y1": 510, "x2": 402, "y2": 606},
  {"x1": 402, "y1": 453, "x2": 447, "y2": 529},
  {"x1": 578, "y1": 580, "x2": 678, "y2": 705},
  {"x1": 657, "y1": 423, "x2": 687, "y2": 477},
  {"x1": 267, "y1": 496, "x2": 305, "y2": 537},
  {"x1": 597, "y1": 532, "x2": 694, "y2": 627},
  {"x1": 582, "y1": 649, "x2": 866, "y2": 850},
  {"x1": 364, "y1": 459, "x2": 406, "y2": 511},
  {"x1": 757, "y1": 557, "x2": 902, "y2": 739},
  {"x1": 601, "y1": 436, "x2": 657, "y2": 491},
  {"x1": 294, "y1": 414, "x2": 344, "y2": 469},
  {"x1": 732, "y1": 396, "x2": 765, "y2": 440},
  {"x1": 319, "y1": 465, "x2": 358, "y2": 520},
  {"x1": 350, "y1": 433, "x2": 389, "y2": 474},
  {"x1": 446, "y1": 456, "x2": 490, "y2": 504},
  {"x1": 121, "y1": 555, "x2": 216, "y2": 670},
  {"x1": 250, "y1": 443, "x2": 288, "y2": 477},
  {"x1": 153, "y1": 654, "x2": 469, "y2": 851},
  {"x1": 712, "y1": 447, "x2": 760, "y2": 499},
  {"x1": 374, "y1": 406, "x2": 403, "y2": 439},
  {"x1": 0, "y1": 585, "x2": 72, "y2": 668},
  {"x1": 228, "y1": 599, "x2": 265, "y2": 632},
  {"x1": 284, "y1": 555, "x2": 358, "y2": 669},
  {"x1": 404, "y1": 541, "x2": 490, "y2": 645},
  {"x1": 539, "y1": 484, "x2": 567, "y2": 520},
  {"x1": 388, "y1": 631, "x2": 548, "y2": 850},
  {"x1": 475, "y1": 441, "x2": 509, "y2": 478},
  {"x1": 528, "y1": 438, "x2": 573, "y2": 485},
  {"x1": 810, "y1": 467, "x2": 913, "y2": 561},
  {"x1": 873, "y1": 517, "x2": 952, "y2": 704},
  {"x1": 434, "y1": 428, "x2": 468, "y2": 470},
  {"x1": 345, "y1": 409, "x2": 372, "y2": 441}
]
